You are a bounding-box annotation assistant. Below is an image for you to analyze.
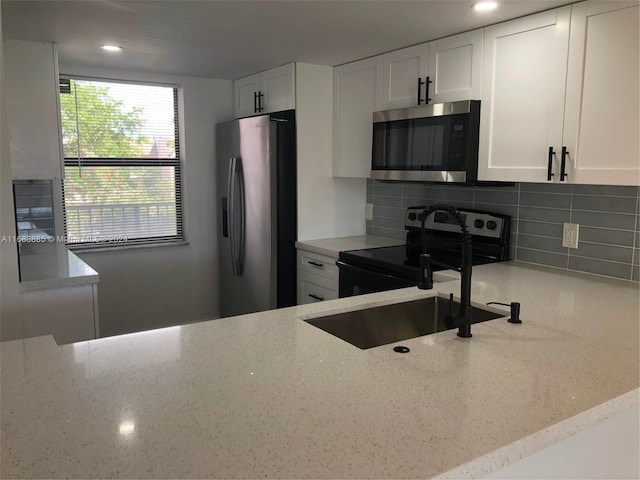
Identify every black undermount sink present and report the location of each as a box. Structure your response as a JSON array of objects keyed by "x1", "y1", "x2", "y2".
[{"x1": 304, "y1": 295, "x2": 505, "y2": 349}]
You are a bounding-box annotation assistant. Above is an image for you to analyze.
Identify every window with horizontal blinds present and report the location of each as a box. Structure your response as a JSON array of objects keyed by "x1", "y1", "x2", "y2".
[{"x1": 60, "y1": 77, "x2": 183, "y2": 247}]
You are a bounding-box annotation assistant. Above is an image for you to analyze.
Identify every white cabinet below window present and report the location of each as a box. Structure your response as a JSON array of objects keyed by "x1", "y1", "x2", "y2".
[
  {"x1": 296, "y1": 249, "x2": 338, "y2": 304},
  {"x1": 20, "y1": 283, "x2": 99, "y2": 345},
  {"x1": 234, "y1": 64, "x2": 295, "y2": 118}
]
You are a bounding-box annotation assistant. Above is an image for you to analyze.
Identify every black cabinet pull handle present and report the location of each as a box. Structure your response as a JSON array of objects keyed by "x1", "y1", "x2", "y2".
[
  {"x1": 257, "y1": 91, "x2": 264, "y2": 112},
  {"x1": 425, "y1": 76, "x2": 432, "y2": 104},
  {"x1": 417, "y1": 77, "x2": 424, "y2": 105},
  {"x1": 547, "y1": 146, "x2": 555, "y2": 181},
  {"x1": 560, "y1": 146, "x2": 569, "y2": 181},
  {"x1": 308, "y1": 293, "x2": 324, "y2": 301},
  {"x1": 308, "y1": 261, "x2": 324, "y2": 268},
  {"x1": 253, "y1": 91, "x2": 258, "y2": 113}
]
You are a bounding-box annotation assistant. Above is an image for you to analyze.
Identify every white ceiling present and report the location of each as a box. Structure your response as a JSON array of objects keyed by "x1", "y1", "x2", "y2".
[{"x1": 2, "y1": 0, "x2": 574, "y2": 80}]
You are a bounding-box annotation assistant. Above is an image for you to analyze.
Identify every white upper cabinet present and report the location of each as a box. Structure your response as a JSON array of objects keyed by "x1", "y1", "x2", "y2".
[
  {"x1": 380, "y1": 30, "x2": 483, "y2": 110},
  {"x1": 478, "y1": 7, "x2": 571, "y2": 182},
  {"x1": 234, "y1": 73, "x2": 262, "y2": 118},
  {"x1": 5, "y1": 40, "x2": 64, "y2": 180},
  {"x1": 234, "y1": 63, "x2": 295, "y2": 118},
  {"x1": 333, "y1": 56, "x2": 384, "y2": 177},
  {"x1": 428, "y1": 30, "x2": 483, "y2": 104},
  {"x1": 382, "y1": 43, "x2": 429, "y2": 109},
  {"x1": 562, "y1": 1, "x2": 639, "y2": 185},
  {"x1": 335, "y1": 31, "x2": 483, "y2": 177}
]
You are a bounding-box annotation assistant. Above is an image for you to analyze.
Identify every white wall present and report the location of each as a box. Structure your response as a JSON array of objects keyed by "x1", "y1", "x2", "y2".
[
  {"x1": 295, "y1": 63, "x2": 366, "y2": 241},
  {"x1": 0, "y1": 11, "x2": 24, "y2": 341},
  {"x1": 59, "y1": 65, "x2": 233, "y2": 337}
]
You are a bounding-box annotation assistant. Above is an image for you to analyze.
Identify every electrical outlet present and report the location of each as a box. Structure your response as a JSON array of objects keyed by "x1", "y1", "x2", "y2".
[
  {"x1": 365, "y1": 203, "x2": 373, "y2": 221},
  {"x1": 562, "y1": 223, "x2": 579, "y2": 249}
]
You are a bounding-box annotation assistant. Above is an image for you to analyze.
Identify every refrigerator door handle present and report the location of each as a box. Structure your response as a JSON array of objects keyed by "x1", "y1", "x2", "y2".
[
  {"x1": 227, "y1": 157, "x2": 238, "y2": 275},
  {"x1": 235, "y1": 157, "x2": 246, "y2": 275}
]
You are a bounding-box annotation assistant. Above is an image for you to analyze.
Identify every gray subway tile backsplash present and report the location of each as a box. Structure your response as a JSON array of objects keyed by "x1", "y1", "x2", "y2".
[
  {"x1": 520, "y1": 182, "x2": 573, "y2": 194},
  {"x1": 517, "y1": 220, "x2": 563, "y2": 238},
  {"x1": 572, "y1": 184, "x2": 638, "y2": 197},
  {"x1": 518, "y1": 206, "x2": 571, "y2": 224},
  {"x1": 518, "y1": 234, "x2": 568, "y2": 254},
  {"x1": 571, "y1": 210, "x2": 636, "y2": 231},
  {"x1": 568, "y1": 256, "x2": 633, "y2": 280},
  {"x1": 519, "y1": 191, "x2": 572, "y2": 209},
  {"x1": 367, "y1": 180, "x2": 640, "y2": 281},
  {"x1": 571, "y1": 195, "x2": 637, "y2": 213},
  {"x1": 579, "y1": 227, "x2": 635, "y2": 247},
  {"x1": 574, "y1": 242, "x2": 633, "y2": 264},
  {"x1": 517, "y1": 248, "x2": 568, "y2": 269}
]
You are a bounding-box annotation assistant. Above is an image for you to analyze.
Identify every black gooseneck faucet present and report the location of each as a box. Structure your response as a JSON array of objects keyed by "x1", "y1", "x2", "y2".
[{"x1": 417, "y1": 203, "x2": 473, "y2": 338}]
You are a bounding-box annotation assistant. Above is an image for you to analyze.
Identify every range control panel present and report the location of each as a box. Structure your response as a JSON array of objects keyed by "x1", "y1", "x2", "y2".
[{"x1": 405, "y1": 206, "x2": 507, "y2": 239}]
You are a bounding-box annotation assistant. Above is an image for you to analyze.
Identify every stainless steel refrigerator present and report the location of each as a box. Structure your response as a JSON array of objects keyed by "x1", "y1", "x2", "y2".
[{"x1": 216, "y1": 110, "x2": 297, "y2": 317}]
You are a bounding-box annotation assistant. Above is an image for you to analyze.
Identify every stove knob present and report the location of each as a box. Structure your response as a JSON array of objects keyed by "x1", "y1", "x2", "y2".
[
  {"x1": 473, "y1": 219, "x2": 484, "y2": 229},
  {"x1": 486, "y1": 220, "x2": 497, "y2": 230},
  {"x1": 408, "y1": 212, "x2": 417, "y2": 221}
]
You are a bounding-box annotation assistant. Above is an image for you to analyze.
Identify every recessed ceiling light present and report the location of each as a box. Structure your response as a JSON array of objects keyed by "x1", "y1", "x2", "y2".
[
  {"x1": 101, "y1": 44, "x2": 122, "y2": 52},
  {"x1": 473, "y1": 1, "x2": 498, "y2": 12}
]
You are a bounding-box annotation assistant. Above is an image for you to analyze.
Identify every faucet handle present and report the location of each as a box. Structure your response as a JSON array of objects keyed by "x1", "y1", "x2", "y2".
[{"x1": 418, "y1": 253, "x2": 433, "y2": 290}]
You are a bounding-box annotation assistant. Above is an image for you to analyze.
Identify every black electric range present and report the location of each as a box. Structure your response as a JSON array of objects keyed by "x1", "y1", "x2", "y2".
[{"x1": 337, "y1": 206, "x2": 511, "y2": 298}]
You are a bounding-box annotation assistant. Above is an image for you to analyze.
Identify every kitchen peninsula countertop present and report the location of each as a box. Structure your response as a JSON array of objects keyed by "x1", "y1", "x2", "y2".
[
  {"x1": 18, "y1": 247, "x2": 99, "y2": 291},
  {"x1": 295, "y1": 234, "x2": 404, "y2": 257},
  {"x1": 1, "y1": 262, "x2": 638, "y2": 478}
]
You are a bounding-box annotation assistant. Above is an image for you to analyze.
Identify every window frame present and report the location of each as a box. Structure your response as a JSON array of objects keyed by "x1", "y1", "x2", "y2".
[{"x1": 59, "y1": 75, "x2": 185, "y2": 250}]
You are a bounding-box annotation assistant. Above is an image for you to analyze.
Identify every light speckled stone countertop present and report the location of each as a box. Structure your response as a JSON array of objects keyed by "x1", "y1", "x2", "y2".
[
  {"x1": 1, "y1": 261, "x2": 638, "y2": 479},
  {"x1": 19, "y1": 247, "x2": 99, "y2": 291},
  {"x1": 295, "y1": 235, "x2": 404, "y2": 257}
]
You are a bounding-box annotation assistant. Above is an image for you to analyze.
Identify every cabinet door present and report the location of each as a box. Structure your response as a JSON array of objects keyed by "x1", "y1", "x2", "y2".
[
  {"x1": 20, "y1": 284, "x2": 98, "y2": 344},
  {"x1": 261, "y1": 63, "x2": 295, "y2": 114},
  {"x1": 234, "y1": 73, "x2": 261, "y2": 118},
  {"x1": 333, "y1": 56, "x2": 384, "y2": 177},
  {"x1": 478, "y1": 7, "x2": 571, "y2": 182},
  {"x1": 382, "y1": 43, "x2": 429, "y2": 109},
  {"x1": 428, "y1": 29, "x2": 483, "y2": 103},
  {"x1": 563, "y1": 1, "x2": 639, "y2": 185},
  {"x1": 5, "y1": 41, "x2": 63, "y2": 180}
]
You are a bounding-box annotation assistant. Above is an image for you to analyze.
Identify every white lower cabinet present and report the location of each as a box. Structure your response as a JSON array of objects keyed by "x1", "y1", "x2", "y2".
[
  {"x1": 296, "y1": 249, "x2": 338, "y2": 304},
  {"x1": 20, "y1": 283, "x2": 99, "y2": 344}
]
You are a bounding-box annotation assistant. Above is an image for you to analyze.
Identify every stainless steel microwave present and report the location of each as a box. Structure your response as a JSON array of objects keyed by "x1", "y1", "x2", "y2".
[{"x1": 371, "y1": 100, "x2": 480, "y2": 183}]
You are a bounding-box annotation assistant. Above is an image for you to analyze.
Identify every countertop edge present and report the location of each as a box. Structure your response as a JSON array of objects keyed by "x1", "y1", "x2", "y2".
[
  {"x1": 19, "y1": 249, "x2": 99, "y2": 292},
  {"x1": 436, "y1": 388, "x2": 640, "y2": 479}
]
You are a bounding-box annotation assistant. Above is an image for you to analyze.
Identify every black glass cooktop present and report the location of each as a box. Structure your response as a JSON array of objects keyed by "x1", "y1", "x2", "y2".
[{"x1": 339, "y1": 244, "x2": 496, "y2": 282}]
